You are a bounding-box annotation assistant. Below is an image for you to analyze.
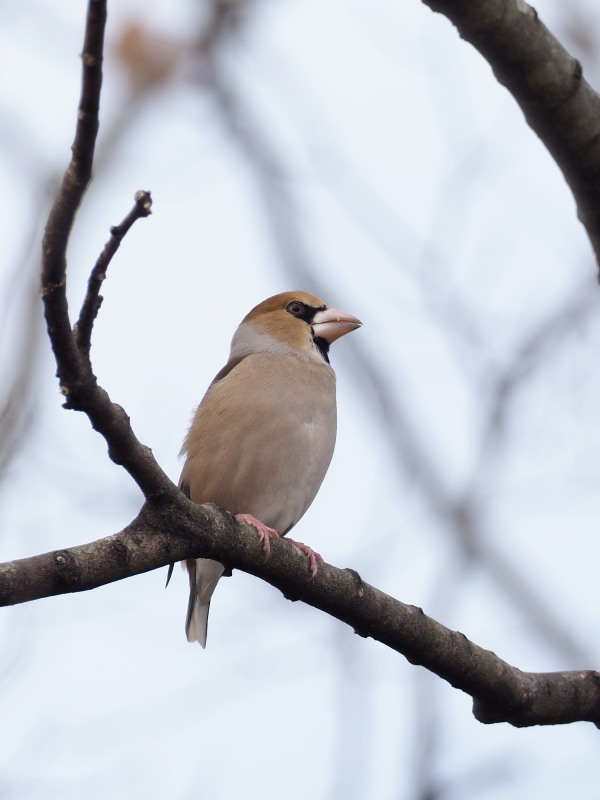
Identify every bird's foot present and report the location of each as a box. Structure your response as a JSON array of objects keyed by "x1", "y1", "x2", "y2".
[
  {"x1": 286, "y1": 538, "x2": 323, "y2": 577},
  {"x1": 235, "y1": 513, "x2": 281, "y2": 557},
  {"x1": 235, "y1": 514, "x2": 322, "y2": 575}
]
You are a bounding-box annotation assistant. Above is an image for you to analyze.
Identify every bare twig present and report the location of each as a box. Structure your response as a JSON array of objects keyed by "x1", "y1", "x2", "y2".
[{"x1": 74, "y1": 190, "x2": 153, "y2": 357}]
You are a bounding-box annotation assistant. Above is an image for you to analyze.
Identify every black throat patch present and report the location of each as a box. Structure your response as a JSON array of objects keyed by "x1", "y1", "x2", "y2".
[{"x1": 312, "y1": 335, "x2": 331, "y2": 364}]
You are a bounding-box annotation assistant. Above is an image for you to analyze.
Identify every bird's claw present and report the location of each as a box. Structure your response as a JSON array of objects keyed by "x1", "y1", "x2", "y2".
[
  {"x1": 287, "y1": 539, "x2": 323, "y2": 577},
  {"x1": 235, "y1": 514, "x2": 322, "y2": 575},
  {"x1": 235, "y1": 513, "x2": 280, "y2": 558}
]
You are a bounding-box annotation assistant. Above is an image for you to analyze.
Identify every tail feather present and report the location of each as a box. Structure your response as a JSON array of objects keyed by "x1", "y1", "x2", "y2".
[
  {"x1": 185, "y1": 591, "x2": 210, "y2": 647},
  {"x1": 185, "y1": 558, "x2": 225, "y2": 647}
]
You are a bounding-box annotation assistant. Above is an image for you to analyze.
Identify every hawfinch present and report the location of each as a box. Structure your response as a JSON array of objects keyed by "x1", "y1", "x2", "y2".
[{"x1": 178, "y1": 291, "x2": 361, "y2": 646}]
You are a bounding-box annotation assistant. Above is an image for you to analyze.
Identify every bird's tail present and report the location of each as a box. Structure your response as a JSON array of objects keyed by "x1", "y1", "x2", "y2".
[{"x1": 185, "y1": 558, "x2": 225, "y2": 647}]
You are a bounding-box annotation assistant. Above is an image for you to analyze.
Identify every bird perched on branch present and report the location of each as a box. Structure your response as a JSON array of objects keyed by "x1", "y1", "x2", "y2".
[{"x1": 177, "y1": 290, "x2": 361, "y2": 646}]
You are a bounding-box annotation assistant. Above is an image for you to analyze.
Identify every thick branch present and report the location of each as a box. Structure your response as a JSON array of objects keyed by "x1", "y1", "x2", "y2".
[
  {"x1": 0, "y1": 498, "x2": 598, "y2": 729},
  {"x1": 423, "y1": 0, "x2": 600, "y2": 273}
]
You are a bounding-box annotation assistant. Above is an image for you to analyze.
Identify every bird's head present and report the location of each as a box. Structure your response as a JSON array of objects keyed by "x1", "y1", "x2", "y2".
[{"x1": 231, "y1": 291, "x2": 362, "y2": 364}]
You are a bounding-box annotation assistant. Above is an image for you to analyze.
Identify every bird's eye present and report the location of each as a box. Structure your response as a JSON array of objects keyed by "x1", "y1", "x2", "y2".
[{"x1": 286, "y1": 301, "x2": 306, "y2": 317}]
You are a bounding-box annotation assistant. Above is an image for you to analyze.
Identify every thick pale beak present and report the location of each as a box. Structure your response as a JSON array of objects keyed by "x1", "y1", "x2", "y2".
[{"x1": 312, "y1": 306, "x2": 362, "y2": 343}]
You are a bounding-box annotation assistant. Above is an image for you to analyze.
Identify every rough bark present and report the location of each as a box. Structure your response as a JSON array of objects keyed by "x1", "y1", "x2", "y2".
[
  {"x1": 423, "y1": 0, "x2": 600, "y2": 274},
  {"x1": 1, "y1": 498, "x2": 599, "y2": 728}
]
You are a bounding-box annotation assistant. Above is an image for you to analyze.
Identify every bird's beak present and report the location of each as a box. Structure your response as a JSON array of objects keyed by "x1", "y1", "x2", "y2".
[{"x1": 312, "y1": 306, "x2": 362, "y2": 343}]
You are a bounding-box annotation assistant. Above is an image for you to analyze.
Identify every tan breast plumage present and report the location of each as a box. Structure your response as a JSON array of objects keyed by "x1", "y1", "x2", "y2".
[{"x1": 180, "y1": 351, "x2": 337, "y2": 534}]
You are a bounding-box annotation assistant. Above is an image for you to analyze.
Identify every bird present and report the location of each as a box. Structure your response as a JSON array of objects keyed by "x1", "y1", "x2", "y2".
[{"x1": 177, "y1": 290, "x2": 361, "y2": 647}]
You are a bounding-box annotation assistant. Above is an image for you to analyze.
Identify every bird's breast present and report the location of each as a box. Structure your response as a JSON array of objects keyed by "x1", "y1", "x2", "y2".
[{"x1": 180, "y1": 353, "x2": 337, "y2": 533}]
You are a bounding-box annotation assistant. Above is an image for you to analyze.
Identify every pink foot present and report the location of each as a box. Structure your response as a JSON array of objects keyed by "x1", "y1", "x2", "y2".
[
  {"x1": 235, "y1": 514, "x2": 322, "y2": 576},
  {"x1": 235, "y1": 513, "x2": 281, "y2": 557},
  {"x1": 285, "y1": 538, "x2": 323, "y2": 577}
]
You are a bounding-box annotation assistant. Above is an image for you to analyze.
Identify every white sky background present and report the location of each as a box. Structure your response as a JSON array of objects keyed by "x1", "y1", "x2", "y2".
[{"x1": 1, "y1": 0, "x2": 600, "y2": 798}]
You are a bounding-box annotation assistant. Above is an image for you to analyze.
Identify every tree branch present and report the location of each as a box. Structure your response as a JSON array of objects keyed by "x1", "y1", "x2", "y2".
[
  {"x1": 423, "y1": 0, "x2": 600, "y2": 274},
  {"x1": 0, "y1": 499, "x2": 598, "y2": 729},
  {"x1": 27, "y1": 0, "x2": 600, "y2": 734},
  {"x1": 74, "y1": 189, "x2": 153, "y2": 357},
  {"x1": 39, "y1": 1, "x2": 172, "y2": 500},
  {"x1": 41, "y1": 0, "x2": 106, "y2": 383}
]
